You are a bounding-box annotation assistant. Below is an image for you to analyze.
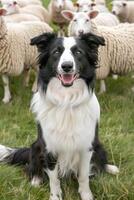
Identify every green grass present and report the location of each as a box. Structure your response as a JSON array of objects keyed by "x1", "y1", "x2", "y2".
[{"x1": 0, "y1": 0, "x2": 134, "y2": 199}]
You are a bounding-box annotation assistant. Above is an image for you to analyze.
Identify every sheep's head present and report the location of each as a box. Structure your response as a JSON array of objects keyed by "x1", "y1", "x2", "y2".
[
  {"x1": 74, "y1": 0, "x2": 96, "y2": 12},
  {"x1": 52, "y1": 0, "x2": 66, "y2": 12},
  {"x1": 2, "y1": 0, "x2": 18, "y2": 15},
  {"x1": 61, "y1": 10, "x2": 99, "y2": 36},
  {"x1": 112, "y1": 0, "x2": 127, "y2": 16}
]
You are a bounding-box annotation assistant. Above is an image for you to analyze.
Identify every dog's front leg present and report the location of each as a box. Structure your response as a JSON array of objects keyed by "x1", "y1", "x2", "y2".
[
  {"x1": 47, "y1": 165, "x2": 62, "y2": 200},
  {"x1": 78, "y1": 151, "x2": 93, "y2": 200}
]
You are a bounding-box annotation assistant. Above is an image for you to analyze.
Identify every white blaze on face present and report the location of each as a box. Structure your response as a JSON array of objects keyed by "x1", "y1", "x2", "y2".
[
  {"x1": 58, "y1": 37, "x2": 76, "y2": 73},
  {"x1": 57, "y1": 37, "x2": 77, "y2": 86}
]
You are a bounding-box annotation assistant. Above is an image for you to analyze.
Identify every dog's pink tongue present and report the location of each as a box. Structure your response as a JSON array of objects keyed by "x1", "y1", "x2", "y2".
[{"x1": 61, "y1": 74, "x2": 74, "y2": 85}]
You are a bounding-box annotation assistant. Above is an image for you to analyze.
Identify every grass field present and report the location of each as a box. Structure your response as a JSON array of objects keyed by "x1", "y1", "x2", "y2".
[{"x1": 0, "y1": 0, "x2": 134, "y2": 200}]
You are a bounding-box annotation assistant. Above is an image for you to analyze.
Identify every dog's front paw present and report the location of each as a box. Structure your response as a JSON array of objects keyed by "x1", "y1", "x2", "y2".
[
  {"x1": 2, "y1": 95, "x2": 11, "y2": 104},
  {"x1": 31, "y1": 176, "x2": 42, "y2": 187},
  {"x1": 80, "y1": 191, "x2": 94, "y2": 200}
]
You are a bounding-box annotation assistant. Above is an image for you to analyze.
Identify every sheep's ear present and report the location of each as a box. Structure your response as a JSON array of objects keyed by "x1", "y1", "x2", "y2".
[
  {"x1": 61, "y1": 10, "x2": 75, "y2": 21},
  {"x1": 80, "y1": 33, "x2": 105, "y2": 47},
  {"x1": 0, "y1": 8, "x2": 7, "y2": 16},
  {"x1": 30, "y1": 32, "x2": 57, "y2": 51},
  {"x1": 88, "y1": 10, "x2": 99, "y2": 19}
]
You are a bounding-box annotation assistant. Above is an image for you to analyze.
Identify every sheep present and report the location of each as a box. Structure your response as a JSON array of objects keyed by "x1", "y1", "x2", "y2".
[
  {"x1": 62, "y1": 10, "x2": 134, "y2": 93},
  {"x1": 0, "y1": 8, "x2": 53, "y2": 103},
  {"x1": 74, "y1": 0, "x2": 109, "y2": 13},
  {"x1": 2, "y1": 1, "x2": 50, "y2": 23},
  {"x1": 62, "y1": 11, "x2": 99, "y2": 36},
  {"x1": 48, "y1": 0, "x2": 75, "y2": 36},
  {"x1": 112, "y1": 0, "x2": 134, "y2": 23},
  {"x1": 1, "y1": 0, "x2": 42, "y2": 7}
]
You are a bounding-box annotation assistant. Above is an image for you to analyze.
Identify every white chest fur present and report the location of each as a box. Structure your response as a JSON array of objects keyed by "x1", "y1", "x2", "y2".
[{"x1": 31, "y1": 78, "x2": 100, "y2": 175}]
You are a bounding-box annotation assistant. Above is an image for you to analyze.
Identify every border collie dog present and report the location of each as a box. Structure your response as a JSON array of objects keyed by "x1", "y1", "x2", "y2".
[{"x1": 0, "y1": 33, "x2": 119, "y2": 200}]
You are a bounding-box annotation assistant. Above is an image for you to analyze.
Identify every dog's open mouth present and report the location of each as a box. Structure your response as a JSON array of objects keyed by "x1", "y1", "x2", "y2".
[{"x1": 58, "y1": 74, "x2": 79, "y2": 87}]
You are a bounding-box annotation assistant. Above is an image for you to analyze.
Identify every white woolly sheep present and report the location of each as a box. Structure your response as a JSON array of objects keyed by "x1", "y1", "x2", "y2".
[
  {"x1": 62, "y1": 10, "x2": 134, "y2": 93},
  {"x1": 112, "y1": 0, "x2": 134, "y2": 23},
  {"x1": 1, "y1": 0, "x2": 42, "y2": 7},
  {"x1": 62, "y1": 11, "x2": 98, "y2": 36},
  {"x1": 48, "y1": 0, "x2": 75, "y2": 36},
  {"x1": 0, "y1": 8, "x2": 53, "y2": 103},
  {"x1": 2, "y1": 1, "x2": 50, "y2": 23},
  {"x1": 74, "y1": 0, "x2": 109, "y2": 13}
]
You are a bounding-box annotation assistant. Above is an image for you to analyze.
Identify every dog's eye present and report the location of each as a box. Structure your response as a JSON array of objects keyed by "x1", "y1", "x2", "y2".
[
  {"x1": 54, "y1": 50, "x2": 60, "y2": 54},
  {"x1": 76, "y1": 50, "x2": 82, "y2": 55},
  {"x1": 86, "y1": 19, "x2": 89, "y2": 22}
]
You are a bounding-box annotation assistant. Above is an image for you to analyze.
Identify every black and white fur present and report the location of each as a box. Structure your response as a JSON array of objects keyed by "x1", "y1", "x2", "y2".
[{"x1": 0, "y1": 33, "x2": 119, "y2": 200}]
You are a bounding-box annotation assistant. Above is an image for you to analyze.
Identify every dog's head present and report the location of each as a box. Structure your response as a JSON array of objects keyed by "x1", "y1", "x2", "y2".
[{"x1": 31, "y1": 32, "x2": 105, "y2": 90}]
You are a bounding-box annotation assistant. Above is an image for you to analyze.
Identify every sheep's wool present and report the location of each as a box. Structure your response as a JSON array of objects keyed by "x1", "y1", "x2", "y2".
[
  {"x1": 96, "y1": 22, "x2": 134, "y2": 78},
  {"x1": 0, "y1": 18, "x2": 52, "y2": 75}
]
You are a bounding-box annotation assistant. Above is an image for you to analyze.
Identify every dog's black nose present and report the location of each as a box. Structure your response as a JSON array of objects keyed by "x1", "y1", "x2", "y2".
[{"x1": 61, "y1": 62, "x2": 73, "y2": 73}]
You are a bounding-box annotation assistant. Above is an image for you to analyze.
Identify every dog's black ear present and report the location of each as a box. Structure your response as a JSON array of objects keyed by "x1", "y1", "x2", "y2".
[
  {"x1": 80, "y1": 33, "x2": 105, "y2": 47},
  {"x1": 30, "y1": 32, "x2": 57, "y2": 51}
]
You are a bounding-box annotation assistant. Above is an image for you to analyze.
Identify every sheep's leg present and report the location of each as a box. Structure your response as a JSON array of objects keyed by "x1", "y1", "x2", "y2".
[
  {"x1": 58, "y1": 29, "x2": 63, "y2": 37},
  {"x1": 99, "y1": 80, "x2": 106, "y2": 94},
  {"x1": 131, "y1": 74, "x2": 134, "y2": 91},
  {"x1": 60, "y1": 27, "x2": 65, "y2": 37},
  {"x1": 2, "y1": 74, "x2": 11, "y2": 103},
  {"x1": 47, "y1": 165, "x2": 62, "y2": 200},
  {"x1": 58, "y1": 26, "x2": 65, "y2": 37},
  {"x1": 131, "y1": 86, "x2": 134, "y2": 92},
  {"x1": 23, "y1": 68, "x2": 30, "y2": 87},
  {"x1": 78, "y1": 151, "x2": 93, "y2": 200},
  {"x1": 32, "y1": 68, "x2": 38, "y2": 93}
]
